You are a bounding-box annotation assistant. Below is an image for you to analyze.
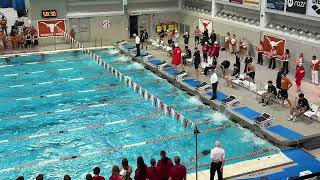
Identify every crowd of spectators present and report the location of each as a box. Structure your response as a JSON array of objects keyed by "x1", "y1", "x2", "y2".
[
  {"x1": 15, "y1": 151, "x2": 187, "y2": 180},
  {"x1": 0, "y1": 15, "x2": 38, "y2": 53}
]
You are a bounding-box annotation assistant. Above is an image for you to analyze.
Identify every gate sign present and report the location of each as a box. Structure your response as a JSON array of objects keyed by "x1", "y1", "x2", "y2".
[
  {"x1": 286, "y1": 0, "x2": 308, "y2": 14},
  {"x1": 37, "y1": 19, "x2": 66, "y2": 37},
  {"x1": 198, "y1": 18, "x2": 213, "y2": 34},
  {"x1": 102, "y1": 19, "x2": 111, "y2": 29},
  {"x1": 263, "y1": 35, "x2": 286, "y2": 56},
  {"x1": 307, "y1": 0, "x2": 320, "y2": 17}
]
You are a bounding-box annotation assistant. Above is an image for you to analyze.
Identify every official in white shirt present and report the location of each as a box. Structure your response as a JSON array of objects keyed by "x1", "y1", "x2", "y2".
[
  {"x1": 210, "y1": 141, "x2": 225, "y2": 180},
  {"x1": 210, "y1": 69, "x2": 218, "y2": 100},
  {"x1": 133, "y1": 33, "x2": 140, "y2": 57}
]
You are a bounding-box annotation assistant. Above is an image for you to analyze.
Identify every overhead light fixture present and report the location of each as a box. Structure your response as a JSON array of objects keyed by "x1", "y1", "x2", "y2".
[
  {"x1": 307, "y1": 31, "x2": 313, "y2": 37},
  {"x1": 244, "y1": 18, "x2": 250, "y2": 23},
  {"x1": 223, "y1": 13, "x2": 228, "y2": 18},
  {"x1": 227, "y1": 14, "x2": 233, "y2": 19},
  {"x1": 238, "y1": 16, "x2": 244, "y2": 21},
  {"x1": 275, "y1": 24, "x2": 281, "y2": 29},
  {"x1": 290, "y1": 28, "x2": 297, "y2": 34},
  {"x1": 232, "y1": 15, "x2": 238, "y2": 20}
]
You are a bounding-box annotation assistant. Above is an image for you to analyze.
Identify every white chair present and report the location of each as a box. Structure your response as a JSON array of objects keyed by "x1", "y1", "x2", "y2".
[{"x1": 304, "y1": 104, "x2": 320, "y2": 121}]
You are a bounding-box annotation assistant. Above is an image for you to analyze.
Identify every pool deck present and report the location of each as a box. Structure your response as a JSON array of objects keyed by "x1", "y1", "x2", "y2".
[
  {"x1": 187, "y1": 152, "x2": 293, "y2": 179},
  {"x1": 1, "y1": 40, "x2": 319, "y2": 179}
]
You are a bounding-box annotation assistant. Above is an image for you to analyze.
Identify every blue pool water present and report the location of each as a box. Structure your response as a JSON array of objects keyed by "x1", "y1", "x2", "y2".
[{"x1": 0, "y1": 49, "x2": 276, "y2": 179}]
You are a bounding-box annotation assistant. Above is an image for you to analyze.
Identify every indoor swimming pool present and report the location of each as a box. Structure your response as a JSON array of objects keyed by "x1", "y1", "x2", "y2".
[{"x1": 0, "y1": 49, "x2": 277, "y2": 179}]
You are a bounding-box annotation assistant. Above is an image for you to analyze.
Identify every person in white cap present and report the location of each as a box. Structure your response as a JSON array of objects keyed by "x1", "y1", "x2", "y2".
[
  {"x1": 210, "y1": 141, "x2": 225, "y2": 180},
  {"x1": 183, "y1": 32, "x2": 189, "y2": 49}
]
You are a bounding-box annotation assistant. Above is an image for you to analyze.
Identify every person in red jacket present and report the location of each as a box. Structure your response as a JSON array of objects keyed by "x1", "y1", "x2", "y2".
[
  {"x1": 147, "y1": 158, "x2": 158, "y2": 180},
  {"x1": 134, "y1": 156, "x2": 148, "y2": 180},
  {"x1": 295, "y1": 63, "x2": 305, "y2": 92},
  {"x1": 93, "y1": 167, "x2": 105, "y2": 180},
  {"x1": 109, "y1": 166, "x2": 121, "y2": 180},
  {"x1": 202, "y1": 42, "x2": 209, "y2": 63},
  {"x1": 156, "y1": 151, "x2": 174, "y2": 180},
  {"x1": 168, "y1": 156, "x2": 187, "y2": 180},
  {"x1": 171, "y1": 43, "x2": 182, "y2": 68}
]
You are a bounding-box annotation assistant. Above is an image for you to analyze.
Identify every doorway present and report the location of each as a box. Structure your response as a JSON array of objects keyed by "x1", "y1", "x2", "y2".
[{"x1": 129, "y1": 15, "x2": 138, "y2": 38}]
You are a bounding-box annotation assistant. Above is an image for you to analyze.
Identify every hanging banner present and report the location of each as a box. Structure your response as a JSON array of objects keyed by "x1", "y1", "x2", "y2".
[
  {"x1": 198, "y1": 18, "x2": 213, "y2": 34},
  {"x1": 286, "y1": 0, "x2": 307, "y2": 14},
  {"x1": 37, "y1": 19, "x2": 66, "y2": 37},
  {"x1": 263, "y1": 35, "x2": 286, "y2": 56},
  {"x1": 230, "y1": 0, "x2": 243, "y2": 3},
  {"x1": 102, "y1": 19, "x2": 112, "y2": 29},
  {"x1": 307, "y1": 0, "x2": 320, "y2": 17},
  {"x1": 243, "y1": 0, "x2": 259, "y2": 4},
  {"x1": 267, "y1": 0, "x2": 285, "y2": 10}
]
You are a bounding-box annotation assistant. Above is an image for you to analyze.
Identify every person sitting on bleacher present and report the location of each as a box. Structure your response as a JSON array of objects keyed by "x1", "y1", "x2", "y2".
[
  {"x1": 259, "y1": 80, "x2": 277, "y2": 106},
  {"x1": 289, "y1": 93, "x2": 310, "y2": 122}
]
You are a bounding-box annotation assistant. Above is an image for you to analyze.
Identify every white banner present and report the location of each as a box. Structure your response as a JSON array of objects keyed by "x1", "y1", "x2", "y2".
[
  {"x1": 198, "y1": 18, "x2": 213, "y2": 34},
  {"x1": 102, "y1": 19, "x2": 112, "y2": 29},
  {"x1": 307, "y1": 0, "x2": 320, "y2": 17}
]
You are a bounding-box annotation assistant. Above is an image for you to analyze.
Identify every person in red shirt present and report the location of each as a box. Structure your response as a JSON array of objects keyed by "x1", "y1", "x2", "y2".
[
  {"x1": 147, "y1": 158, "x2": 158, "y2": 180},
  {"x1": 93, "y1": 167, "x2": 105, "y2": 180},
  {"x1": 202, "y1": 42, "x2": 209, "y2": 63},
  {"x1": 171, "y1": 43, "x2": 182, "y2": 68},
  {"x1": 134, "y1": 156, "x2": 148, "y2": 180},
  {"x1": 109, "y1": 166, "x2": 121, "y2": 180},
  {"x1": 295, "y1": 63, "x2": 305, "y2": 92},
  {"x1": 156, "y1": 151, "x2": 174, "y2": 180},
  {"x1": 168, "y1": 156, "x2": 187, "y2": 180}
]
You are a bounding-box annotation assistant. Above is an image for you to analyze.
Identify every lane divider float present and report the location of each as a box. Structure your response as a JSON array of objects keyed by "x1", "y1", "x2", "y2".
[
  {"x1": 0, "y1": 113, "x2": 162, "y2": 144},
  {"x1": 0, "y1": 57, "x2": 87, "y2": 69},
  {"x1": 0, "y1": 125, "x2": 233, "y2": 173},
  {"x1": 0, "y1": 79, "x2": 162, "y2": 103},
  {"x1": 0, "y1": 66, "x2": 94, "y2": 77},
  {"x1": 0, "y1": 92, "x2": 178, "y2": 121}
]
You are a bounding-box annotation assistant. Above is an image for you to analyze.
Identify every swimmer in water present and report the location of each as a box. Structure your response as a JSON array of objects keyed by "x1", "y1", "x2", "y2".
[{"x1": 189, "y1": 149, "x2": 211, "y2": 162}]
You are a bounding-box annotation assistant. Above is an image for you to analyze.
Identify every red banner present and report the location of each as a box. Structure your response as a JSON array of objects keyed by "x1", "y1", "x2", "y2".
[
  {"x1": 263, "y1": 35, "x2": 286, "y2": 56},
  {"x1": 37, "y1": 19, "x2": 66, "y2": 37}
]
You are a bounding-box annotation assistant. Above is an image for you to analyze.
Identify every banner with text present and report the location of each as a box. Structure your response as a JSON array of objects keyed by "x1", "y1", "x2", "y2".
[
  {"x1": 263, "y1": 35, "x2": 286, "y2": 56},
  {"x1": 286, "y1": 0, "x2": 307, "y2": 14},
  {"x1": 37, "y1": 19, "x2": 66, "y2": 37},
  {"x1": 307, "y1": 0, "x2": 320, "y2": 17}
]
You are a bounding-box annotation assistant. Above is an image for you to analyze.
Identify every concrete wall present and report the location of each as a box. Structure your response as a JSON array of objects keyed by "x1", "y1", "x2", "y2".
[{"x1": 28, "y1": 0, "x2": 67, "y2": 21}]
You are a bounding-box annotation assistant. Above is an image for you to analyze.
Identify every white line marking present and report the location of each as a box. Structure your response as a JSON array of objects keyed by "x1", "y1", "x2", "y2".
[
  {"x1": 46, "y1": 94, "x2": 62, "y2": 97},
  {"x1": 19, "y1": 114, "x2": 38, "y2": 118},
  {"x1": 68, "y1": 78, "x2": 85, "y2": 81},
  {"x1": 4, "y1": 74, "x2": 18, "y2": 76},
  {"x1": 16, "y1": 97, "x2": 32, "y2": 101},
  {"x1": 88, "y1": 104, "x2": 107, "y2": 108},
  {"x1": 38, "y1": 82, "x2": 53, "y2": 85},
  {"x1": 9, "y1": 85, "x2": 24, "y2": 88},
  {"x1": 31, "y1": 71, "x2": 45, "y2": 74},
  {"x1": 54, "y1": 109, "x2": 72, "y2": 113},
  {"x1": 25, "y1": 62, "x2": 39, "y2": 65},
  {"x1": 0, "y1": 65, "x2": 14, "y2": 68},
  {"x1": 78, "y1": 89, "x2": 95, "y2": 93},
  {"x1": 58, "y1": 68, "x2": 74, "y2": 71}
]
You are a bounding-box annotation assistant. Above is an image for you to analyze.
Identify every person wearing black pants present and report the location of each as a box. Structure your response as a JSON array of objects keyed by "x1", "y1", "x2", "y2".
[
  {"x1": 134, "y1": 33, "x2": 140, "y2": 57},
  {"x1": 210, "y1": 162, "x2": 223, "y2": 180},
  {"x1": 268, "y1": 46, "x2": 277, "y2": 69},
  {"x1": 256, "y1": 41, "x2": 264, "y2": 65},
  {"x1": 210, "y1": 141, "x2": 225, "y2": 180},
  {"x1": 210, "y1": 70, "x2": 218, "y2": 100},
  {"x1": 204, "y1": 58, "x2": 217, "y2": 75}
]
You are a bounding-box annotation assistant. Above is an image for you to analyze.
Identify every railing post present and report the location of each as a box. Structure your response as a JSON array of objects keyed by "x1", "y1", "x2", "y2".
[{"x1": 95, "y1": 37, "x2": 97, "y2": 48}]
